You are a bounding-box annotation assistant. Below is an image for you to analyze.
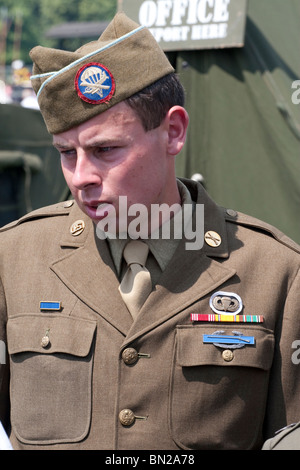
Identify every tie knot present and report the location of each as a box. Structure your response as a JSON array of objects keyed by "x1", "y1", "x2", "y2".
[{"x1": 123, "y1": 240, "x2": 149, "y2": 267}]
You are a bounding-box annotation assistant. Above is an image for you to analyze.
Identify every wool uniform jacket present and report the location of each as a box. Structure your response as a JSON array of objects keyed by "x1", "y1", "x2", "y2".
[
  {"x1": 0, "y1": 179, "x2": 299, "y2": 450},
  {"x1": 262, "y1": 422, "x2": 300, "y2": 450}
]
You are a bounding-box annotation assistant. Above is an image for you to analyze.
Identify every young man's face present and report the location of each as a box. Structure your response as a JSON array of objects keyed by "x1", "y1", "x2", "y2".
[{"x1": 53, "y1": 101, "x2": 187, "y2": 231}]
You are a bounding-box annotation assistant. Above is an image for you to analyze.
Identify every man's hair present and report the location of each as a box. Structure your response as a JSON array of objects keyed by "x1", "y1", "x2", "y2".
[{"x1": 126, "y1": 73, "x2": 185, "y2": 131}]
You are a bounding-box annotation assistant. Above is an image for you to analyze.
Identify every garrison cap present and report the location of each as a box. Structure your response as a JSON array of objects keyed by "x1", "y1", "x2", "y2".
[{"x1": 30, "y1": 12, "x2": 174, "y2": 135}]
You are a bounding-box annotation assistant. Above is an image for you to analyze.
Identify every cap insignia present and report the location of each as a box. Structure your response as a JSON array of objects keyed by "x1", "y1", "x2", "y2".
[{"x1": 75, "y1": 63, "x2": 115, "y2": 104}]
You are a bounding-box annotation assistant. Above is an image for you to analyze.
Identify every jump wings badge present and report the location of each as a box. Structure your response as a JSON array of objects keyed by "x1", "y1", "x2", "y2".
[
  {"x1": 209, "y1": 291, "x2": 243, "y2": 315},
  {"x1": 75, "y1": 63, "x2": 115, "y2": 104}
]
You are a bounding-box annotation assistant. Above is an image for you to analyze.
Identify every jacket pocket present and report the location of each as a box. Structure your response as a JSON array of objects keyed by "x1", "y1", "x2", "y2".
[
  {"x1": 169, "y1": 324, "x2": 275, "y2": 450},
  {"x1": 7, "y1": 314, "x2": 96, "y2": 445}
]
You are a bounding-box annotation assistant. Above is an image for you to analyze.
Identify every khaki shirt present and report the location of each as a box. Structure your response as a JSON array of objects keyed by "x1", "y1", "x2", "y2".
[{"x1": 0, "y1": 179, "x2": 300, "y2": 450}]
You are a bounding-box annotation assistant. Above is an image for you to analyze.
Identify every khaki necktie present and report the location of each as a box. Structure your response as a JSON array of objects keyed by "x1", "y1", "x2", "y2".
[{"x1": 119, "y1": 240, "x2": 152, "y2": 318}]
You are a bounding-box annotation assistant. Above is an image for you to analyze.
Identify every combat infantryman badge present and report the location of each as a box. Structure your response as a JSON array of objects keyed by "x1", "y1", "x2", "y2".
[
  {"x1": 75, "y1": 63, "x2": 115, "y2": 104},
  {"x1": 203, "y1": 330, "x2": 255, "y2": 349}
]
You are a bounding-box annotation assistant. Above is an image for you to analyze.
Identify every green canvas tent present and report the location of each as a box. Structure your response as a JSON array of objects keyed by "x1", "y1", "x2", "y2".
[
  {"x1": 0, "y1": 104, "x2": 69, "y2": 227},
  {"x1": 173, "y1": 0, "x2": 300, "y2": 243}
]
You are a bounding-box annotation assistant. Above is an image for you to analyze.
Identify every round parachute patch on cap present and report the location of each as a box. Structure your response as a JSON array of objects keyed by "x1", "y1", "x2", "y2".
[{"x1": 75, "y1": 63, "x2": 115, "y2": 104}]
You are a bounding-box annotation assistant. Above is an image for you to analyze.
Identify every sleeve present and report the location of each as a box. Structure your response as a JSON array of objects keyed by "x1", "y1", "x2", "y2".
[
  {"x1": 264, "y1": 267, "x2": 300, "y2": 438},
  {"x1": 0, "y1": 275, "x2": 10, "y2": 432}
]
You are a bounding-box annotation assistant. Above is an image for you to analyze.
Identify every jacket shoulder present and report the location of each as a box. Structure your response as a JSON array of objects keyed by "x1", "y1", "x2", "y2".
[
  {"x1": 262, "y1": 422, "x2": 300, "y2": 450},
  {"x1": 0, "y1": 200, "x2": 74, "y2": 233},
  {"x1": 224, "y1": 208, "x2": 300, "y2": 254}
]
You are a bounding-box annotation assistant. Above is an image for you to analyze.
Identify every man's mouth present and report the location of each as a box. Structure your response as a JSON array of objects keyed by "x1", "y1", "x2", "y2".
[{"x1": 83, "y1": 201, "x2": 113, "y2": 220}]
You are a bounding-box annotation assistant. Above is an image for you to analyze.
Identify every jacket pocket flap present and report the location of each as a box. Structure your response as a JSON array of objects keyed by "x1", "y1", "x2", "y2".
[
  {"x1": 176, "y1": 325, "x2": 274, "y2": 370},
  {"x1": 8, "y1": 314, "x2": 96, "y2": 357}
]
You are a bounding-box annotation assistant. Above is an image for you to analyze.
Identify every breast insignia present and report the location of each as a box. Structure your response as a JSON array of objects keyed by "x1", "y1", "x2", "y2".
[
  {"x1": 203, "y1": 330, "x2": 255, "y2": 349},
  {"x1": 209, "y1": 291, "x2": 243, "y2": 315}
]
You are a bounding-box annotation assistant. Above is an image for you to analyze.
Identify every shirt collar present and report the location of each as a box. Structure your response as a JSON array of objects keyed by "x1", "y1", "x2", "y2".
[{"x1": 107, "y1": 179, "x2": 193, "y2": 275}]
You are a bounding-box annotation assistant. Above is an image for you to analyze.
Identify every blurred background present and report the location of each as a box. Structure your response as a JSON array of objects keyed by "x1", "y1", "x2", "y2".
[{"x1": 0, "y1": 0, "x2": 299, "y2": 244}]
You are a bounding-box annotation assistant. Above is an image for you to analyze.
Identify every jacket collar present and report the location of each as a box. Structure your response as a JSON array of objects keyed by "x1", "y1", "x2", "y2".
[
  {"x1": 58, "y1": 179, "x2": 229, "y2": 257},
  {"x1": 180, "y1": 177, "x2": 229, "y2": 259}
]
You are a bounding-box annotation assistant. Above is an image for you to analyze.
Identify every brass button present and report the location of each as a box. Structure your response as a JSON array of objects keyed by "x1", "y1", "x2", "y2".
[
  {"x1": 226, "y1": 209, "x2": 237, "y2": 217},
  {"x1": 41, "y1": 328, "x2": 50, "y2": 348},
  {"x1": 41, "y1": 336, "x2": 50, "y2": 348},
  {"x1": 122, "y1": 348, "x2": 139, "y2": 365},
  {"x1": 222, "y1": 349, "x2": 234, "y2": 362},
  {"x1": 204, "y1": 231, "x2": 222, "y2": 247},
  {"x1": 70, "y1": 220, "x2": 85, "y2": 236},
  {"x1": 119, "y1": 409, "x2": 135, "y2": 426},
  {"x1": 63, "y1": 200, "x2": 74, "y2": 208}
]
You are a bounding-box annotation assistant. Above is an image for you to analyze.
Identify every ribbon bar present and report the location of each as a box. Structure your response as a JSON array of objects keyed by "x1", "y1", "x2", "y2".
[
  {"x1": 40, "y1": 301, "x2": 61, "y2": 311},
  {"x1": 191, "y1": 313, "x2": 264, "y2": 323}
]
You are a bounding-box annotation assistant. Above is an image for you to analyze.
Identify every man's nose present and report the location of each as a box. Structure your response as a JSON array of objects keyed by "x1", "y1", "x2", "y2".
[{"x1": 72, "y1": 153, "x2": 102, "y2": 189}]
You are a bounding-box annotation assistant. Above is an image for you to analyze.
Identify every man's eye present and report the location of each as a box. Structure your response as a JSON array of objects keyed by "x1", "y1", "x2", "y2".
[
  {"x1": 98, "y1": 146, "x2": 114, "y2": 153},
  {"x1": 61, "y1": 149, "x2": 76, "y2": 157},
  {"x1": 94, "y1": 146, "x2": 119, "y2": 157}
]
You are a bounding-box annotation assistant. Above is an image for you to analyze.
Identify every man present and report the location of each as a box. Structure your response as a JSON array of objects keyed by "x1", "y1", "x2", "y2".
[{"x1": 0, "y1": 12, "x2": 299, "y2": 450}]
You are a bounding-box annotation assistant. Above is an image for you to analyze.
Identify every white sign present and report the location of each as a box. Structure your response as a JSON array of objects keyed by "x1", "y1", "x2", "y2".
[{"x1": 119, "y1": 0, "x2": 247, "y2": 51}]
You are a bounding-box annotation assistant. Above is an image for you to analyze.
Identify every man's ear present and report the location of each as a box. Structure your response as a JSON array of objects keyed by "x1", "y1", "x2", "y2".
[{"x1": 166, "y1": 106, "x2": 189, "y2": 156}]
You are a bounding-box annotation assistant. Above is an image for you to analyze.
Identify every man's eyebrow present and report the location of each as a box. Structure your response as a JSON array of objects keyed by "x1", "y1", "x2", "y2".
[
  {"x1": 84, "y1": 138, "x2": 118, "y2": 148},
  {"x1": 52, "y1": 141, "x2": 72, "y2": 150},
  {"x1": 53, "y1": 144, "x2": 68, "y2": 150},
  {"x1": 52, "y1": 139, "x2": 118, "y2": 150}
]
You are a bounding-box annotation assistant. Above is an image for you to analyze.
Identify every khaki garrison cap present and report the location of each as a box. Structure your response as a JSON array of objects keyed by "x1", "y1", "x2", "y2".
[{"x1": 30, "y1": 12, "x2": 174, "y2": 134}]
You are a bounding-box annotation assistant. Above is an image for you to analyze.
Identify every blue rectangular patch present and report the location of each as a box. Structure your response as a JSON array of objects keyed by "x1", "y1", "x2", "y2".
[
  {"x1": 40, "y1": 301, "x2": 61, "y2": 311},
  {"x1": 203, "y1": 334, "x2": 255, "y2": 345}
]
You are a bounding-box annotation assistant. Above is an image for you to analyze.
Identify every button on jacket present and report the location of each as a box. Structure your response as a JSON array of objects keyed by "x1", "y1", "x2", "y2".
[{"x1": 0, "y1": 179, "x2": 299, "y2": 450}]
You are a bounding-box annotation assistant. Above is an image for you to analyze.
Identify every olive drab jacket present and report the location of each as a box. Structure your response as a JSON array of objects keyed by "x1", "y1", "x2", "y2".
[
  {"x1": 0, "y1": 179, "x2": 299, "y2": 450},
  {"x1": 262, "y1": 422, "x2": 300, "y2": 450}
]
